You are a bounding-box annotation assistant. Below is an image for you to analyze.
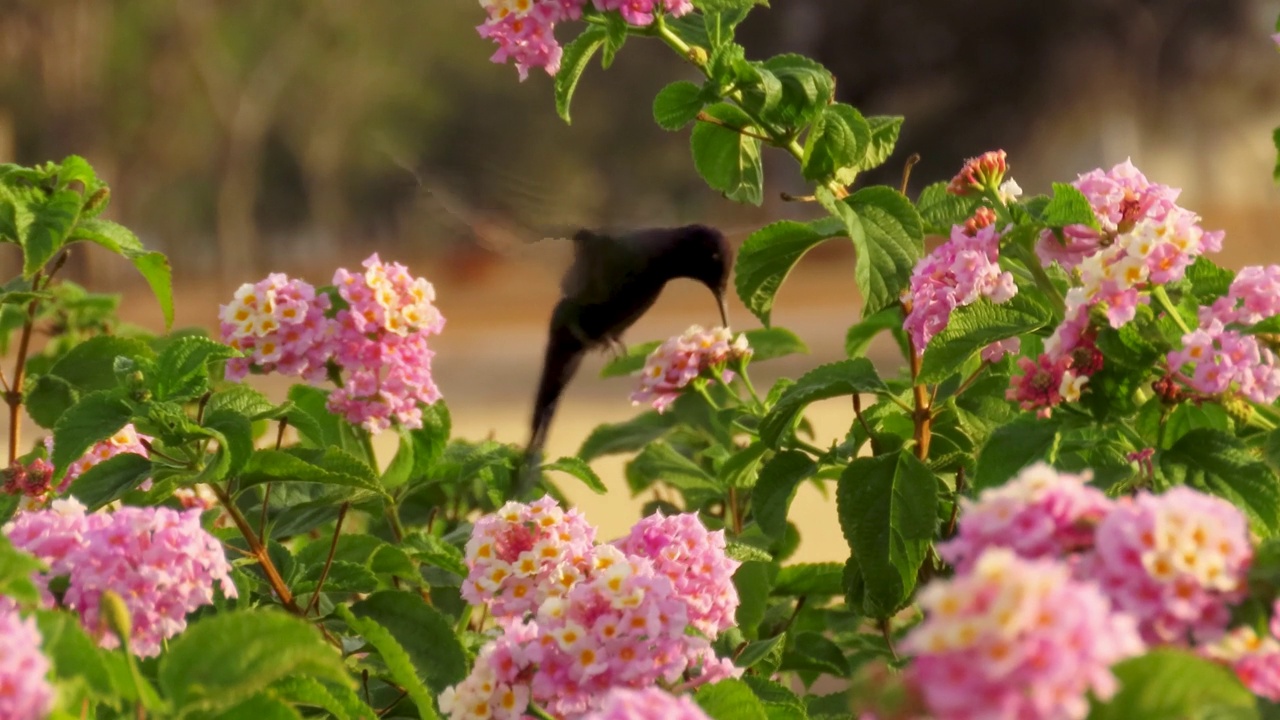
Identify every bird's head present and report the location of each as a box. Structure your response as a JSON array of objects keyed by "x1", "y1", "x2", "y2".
[{"x1": 670, "y1": 224, "x2": 733, "y2": 328}]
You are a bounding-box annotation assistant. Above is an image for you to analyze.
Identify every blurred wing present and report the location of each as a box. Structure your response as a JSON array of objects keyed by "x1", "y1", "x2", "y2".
[{"x1": 559, "y1": 229, "x2": 650, "y2": 305}]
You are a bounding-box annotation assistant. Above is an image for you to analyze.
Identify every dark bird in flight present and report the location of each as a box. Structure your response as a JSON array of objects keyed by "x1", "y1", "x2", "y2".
[{"x1": 518, "y1": 224, "x2": 733, "y2": 494}]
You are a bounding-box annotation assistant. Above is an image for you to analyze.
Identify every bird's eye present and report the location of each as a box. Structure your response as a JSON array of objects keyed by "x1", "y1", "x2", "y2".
[{"x1": 712, "y1": 252, "x2": 721, "y2": 262}]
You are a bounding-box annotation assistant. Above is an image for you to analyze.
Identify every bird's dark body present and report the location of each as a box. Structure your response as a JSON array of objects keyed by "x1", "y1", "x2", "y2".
[{"x1": 521, "y1": 225, "x2": 732, "y2": 488}]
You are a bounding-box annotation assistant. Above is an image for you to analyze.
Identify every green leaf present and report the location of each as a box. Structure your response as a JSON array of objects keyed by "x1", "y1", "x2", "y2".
[
  {"x1": 206, "y1": 693, "x2": 302, "y2": 719},
  {"x1": 402, "y1": 532, "x2": 467, "y2": 577},
  {"x1": 578, "y1": 411, "x2": 673, "y2": 461},
  {"x1": 206, "y1": 385, "x2": 277, "y2": 419},
  {"x1": 772, "y1": 562, "x2": 844, "y2": 596},
  {"x1": 626, "y1": 441, "x2": 721, "y2": 492},
  {"x1": 1090, "y1": 649, "x2": 1256, "y2": 720},
  {"x1": 820, "y1": 186, "x2": 924, "y2": 317},
  {"x1": 600, "y1": 12, "x2": 628, "y2": 68},
  {"x1": 743, "y1": 327, "x2": 808, "y2": 362},
  {"x1": 1185, "y1": 256, "x2": 1236, "y2": 304},
  {"x1": 599, "y1": 340, "x2": 662, "y2": 378},
  {"x1": 759, "y1": 359, "x2": 887, "y2": 447},
  {"x1": 918, "y1": 295, "x2": 1052, "y2": 384},
  {"x1": 55, "y1": 155, "x2": 100, "y2": 192},
  {"x1": 1161, "y1": 428, "x2": 1280, "y2": 537},
  {"x1": 543, "y1": 456, "x2": 608, "y2": 494},
  {"x1": 23, "y1": 189, "x2": 81, "y2": 278},
  {"x1": 782, "y1": 631, "x2": 851, "y2": 677},
  {"x1": 694, "y1": 0, "x2": 768, "y2": 11},
  {"x1": 48, "y1": 335, "x2": 155, "y2": 392},
  {"x1": 380, "y1": 428, "x2": 416, "y2": 491},
  {"x1": 735, "y1": 219, "x2": 843, "y2": 327},
  {"x1": 159, "y1": 609, "x2": 351, "y2": 714},
  {"x1": 734, "y1": 560, "x2": 771, "y2": 638},
  {"x1": 410, "y1": 401, "x2": 451, "y2": 476},
  {"x1": 972, "y1": 415, "x2": 1062, "y2": 491},
  {"x1": 653, "y1": 80, "x2": 706, "y2": 131},
  {"x1": 335, "y1": 604, "x2": 439, "y2": 719},
  {"x1": 238, "y1": 448, "x2": 387, "y2": 500},
  {"x1": 152, "y1": 335, "x2": 238, "y2": 402},
  {"x1": 270, "y1": 676, "x2": 375, "y2": 720},
  {"x1": 691, "y1": 102, "x2": 764, "y2": 206},
  {"x1": 858, "y1": 115, "x2": 903, "y2": 172},
  {"x1": 69, "y1": 452, "x2": 153, "y2": 510},
  {"x1": 1043, "y1": 182, "x2": 1100, "y2": 230},
  {"x1": 801, "y1": 103, "x2": 871, "y2": 185},
  {"x1": 845, "y1": 305, "x2": 905, "y2": 358},
  {"x1": 67, "y1": 219, "x2": 174, "y2": 329},
  {"x1": 25, "y1": 374, "x2": 78, "y2": 429},
  {"x1": 735, "y1": 634, "x2": 787, "y2": 670},
  {"x1": 0, "y1": 536, "x2": 42, "y2": 603},
  {"x1": 758, "y1": 54, "x2": 835, "y2": 127},
  {"x1": 751, "y1": 451, "x2": 815, "y2": 540},
  {"x1": 916, "y1": 181, "x2": 980, "y2": 235},
  {"x1": 720, "y1": 442, "x2": 769, "y2": 489},
  {"x1": 350, "y1": 591, "x2": 468, "y2": 695},
  {"x1": 51, "y1": 391, "x2": 133, "y2": 483},
  {"x1": 554, "y1": 26, "x2": 607, "y2": 124},
  {"x1": 204, "y1": 408, "x2": 256, "y2": 480},
  {"x1": 696, "y1": 678, "x2": 770, "y2": 720},
  {"x1": 35, "y1": 609, "x2": 125, "y2": 703},
  {"x1": 837, "y1": 451, "x2": 938, "y2": 616}
]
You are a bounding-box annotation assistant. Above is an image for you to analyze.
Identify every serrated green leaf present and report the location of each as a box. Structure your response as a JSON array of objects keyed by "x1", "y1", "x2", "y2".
[
  {"x1": 734, "y1": 219, "x2": 842, "y2": 327},
  {"x1": 1185, "y1": 256, "x2": 1236, "y2": 304},
  {"x1": 759, "y1": 359, "x2": 887, "y2": 447},
  {"x1": 68, "y1": 452, "x2": 153, "y2": 510},
  {"x1": 721, "y1": 442, "x2": 768, "y2": 489},
  {"x1": 693, "y1": 0, "x2": 768, "y2": 11},
  {"x1": 409, "y1": 401, "x2": 451, "y2": 477},
  {"x1": 578, "y1": 411, "x2": 674, "y2": 461},
  {"x1": 35, "y1": 609, "x2": 124, "y2": 703},
  {"x1": 734, "y1": 560, "x2": 771, "y2": 638},
  {"x1": 23, "y1": 189, "x2": 80, "y2": 278},
  {"x1": 626, "y1": 441, "x2": 721, "y2": 492},
  {"x1": 742, "y1": 675, "x2": 806, "y2": 720},
  {"x1": 270, "y1": 676, "x2": 375, "y2": 720},
  {"x1": 544, "y1": 456, "x2": 608, "y2": 494},
  {"x1": 837, "y1": 451, "x2": 937, "y2": 617},
  {"x1": 51, "y1": 391, "x2": 133, "y2": 483},
  {"x1": 1043, "y1": 182, "x2": 1100, "y2": 230},
  {"x1": 916, "y1": 181, "x2": 980, "y2": 235},
  {"x1": 691, "y1": 103, "x2": 764, "y2": 206},
  {"x1": 918, "y1": 295, "x2": 1051, "y2": 384},
  {"x1": 751, "y1": 451, "x2": 815, "y2": 541},
  {"x1": 697, "y1": 677, "x2": 770, "y2": 720},
  {"x1": 858, "y1": 115, "x2": 903, "y2": 172},
  {"x1": 204, "y1": 408, "x2": 256, "y2": 479},
  {"x1": 772, "y1": 562, "x2": 844, "y2": 596},
  {"x1": 845, "y1": 305, "x2": 905, "y2": 358},
  {"x1": 207, "y1": 386, "x2": 277, "y2": 419},
  {"x1": 743, "y1": 327, "x2": 808, "y2": 362},
  {"x1": 238, "y1": 448, "x2": 387, "y2": 501},
  {"x1": 972, "y1": 415, "x2": 1062, "y2": 491},
  {"x1": 335, "y1": 605, "x2": 439, "y2": 719},
  {"x1": 802, "y1": 103, "x2": 871, "y2": 185},
  {"x1": 25, "y1": 373, "x2": 78, "y2": 429},
  {"x1": 402, "y1": 532, "x2": 467, "y2": 577},
  {"x1": 48, "y1": 335, "x2": 155, "y2": 393},
  {"x1": 152, "y1": 335, "x2": 238, "y2": 402},
  {"x1": 820, "y1": 186, "x2": 924, "y2": 317},
  {"x1": 736, "y1": 634, "x2": 787, "y2": 670},
  {"x1": 55, "y1": 155, "x2": 100, "y2": 192},
  {"x1": 67, "y1": 219, "x2": 174, "y2": 329},
  {"x1": 600, "y1": 12, "x2": 628, "y2": 68},
  {"x1": 0, "y1": 536, "x2": 43, "y2": 604},
  {"x1": 653, "y1": 80, "x2": 705, "y2": 130},
  {"x1": 599, "y1": 340, "x2": 662, "y2": 378},
  {"x1": 1090, "y1": 649, "x2": 1255, "y2": 720},
  {"x1": 555, "y1": 27, "x2": 607, "y2": 124},
  {"x1": 159, "y1": 609, "x2": 351, "y2": 714},
  {"x1": 759, "y1": 54, "x2": 834, "y2": 128},
  {"x1": 782, "y1": 631, "x2": 851, "y2": 677},
  {"x1": 1161, "y1": 428, "x2": 1280, "y2": 537},
  {"x1": 350, "y1": 591, "x2": 468, "y2": 695}
]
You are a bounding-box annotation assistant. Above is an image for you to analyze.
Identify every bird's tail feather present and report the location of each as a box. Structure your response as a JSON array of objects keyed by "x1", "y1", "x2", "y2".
[{"x1": 516, "y1": 323, "x2": 586, "y2": 498}]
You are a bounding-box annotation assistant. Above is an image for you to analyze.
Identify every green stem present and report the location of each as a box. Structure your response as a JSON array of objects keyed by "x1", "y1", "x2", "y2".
[
  {"x1": 305, "y1": 502, "x2": 350, "y2": 615},
  {"x1": 1152, "y1": 285, "x2": 1192, "y2": 335},
  {"x1": 527, "y1": 703, "x2": 558, "y2": 720}
]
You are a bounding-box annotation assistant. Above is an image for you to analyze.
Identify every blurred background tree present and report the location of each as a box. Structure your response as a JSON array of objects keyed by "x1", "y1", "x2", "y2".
[{"x1": 2, "y1": 0, "x2": 1276, "y2": 284}]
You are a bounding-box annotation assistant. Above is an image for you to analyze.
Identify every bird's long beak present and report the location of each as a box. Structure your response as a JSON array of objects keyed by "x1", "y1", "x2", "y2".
[{"x1": 715, "y1": 290, "x2": 730, "y2": 329}]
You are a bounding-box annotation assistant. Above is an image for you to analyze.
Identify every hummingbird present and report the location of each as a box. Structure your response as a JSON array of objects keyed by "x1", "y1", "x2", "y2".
[{"x1": 519, "y1": 224, "x2": 733, "y2": 493}]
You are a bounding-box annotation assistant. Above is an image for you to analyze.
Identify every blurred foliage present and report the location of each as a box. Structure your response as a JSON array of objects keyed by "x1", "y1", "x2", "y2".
[{"x1": 0, "y1": 0, "x2": 1273, "y2": 280}]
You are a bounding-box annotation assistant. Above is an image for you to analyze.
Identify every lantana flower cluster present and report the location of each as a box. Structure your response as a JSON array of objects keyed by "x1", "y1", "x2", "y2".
[
  {"x1": 582, "y1": 687, "x2": 711, "y2": 720},
  {"x1": 4, "y1": 424, "x2": 154, "y2": 510},
  {"x1": 1201, "y1": 610, "x2": 1280, "y2": 701},
  {"x1": 1006, "y1": 159, "x2": 1225, "y2": 417},
  {"x1": 3, "y1": 499, "x2": 237, "y2": 658},
  {"x1": 220, "y1": 253, "x2": 445, "y2": 433},
  {"x1": 442, "y1": 498, "x2": 740, "y2": 719},
  {"x1": 631, "y1": 325, "x2": 751, "y2": 413},
  {"x1": 477, "y1": 0, "x2": 693, "y2": 80},
  {"x1": 903, "y1": 208, "x2": 1017, "y2": 355},
  {"x1": 904, "y1": 548, "x2": 1144, "y2": 720},
  {"x1": 909, "y1": 463, "x2": 1262, "y2": 718},
  {"x1": 1166, "y1": 264, "x2": 1280, "y2": 404},
  {"x1": 0, "y1": 599, "x2": 53, "y2": 720}
]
